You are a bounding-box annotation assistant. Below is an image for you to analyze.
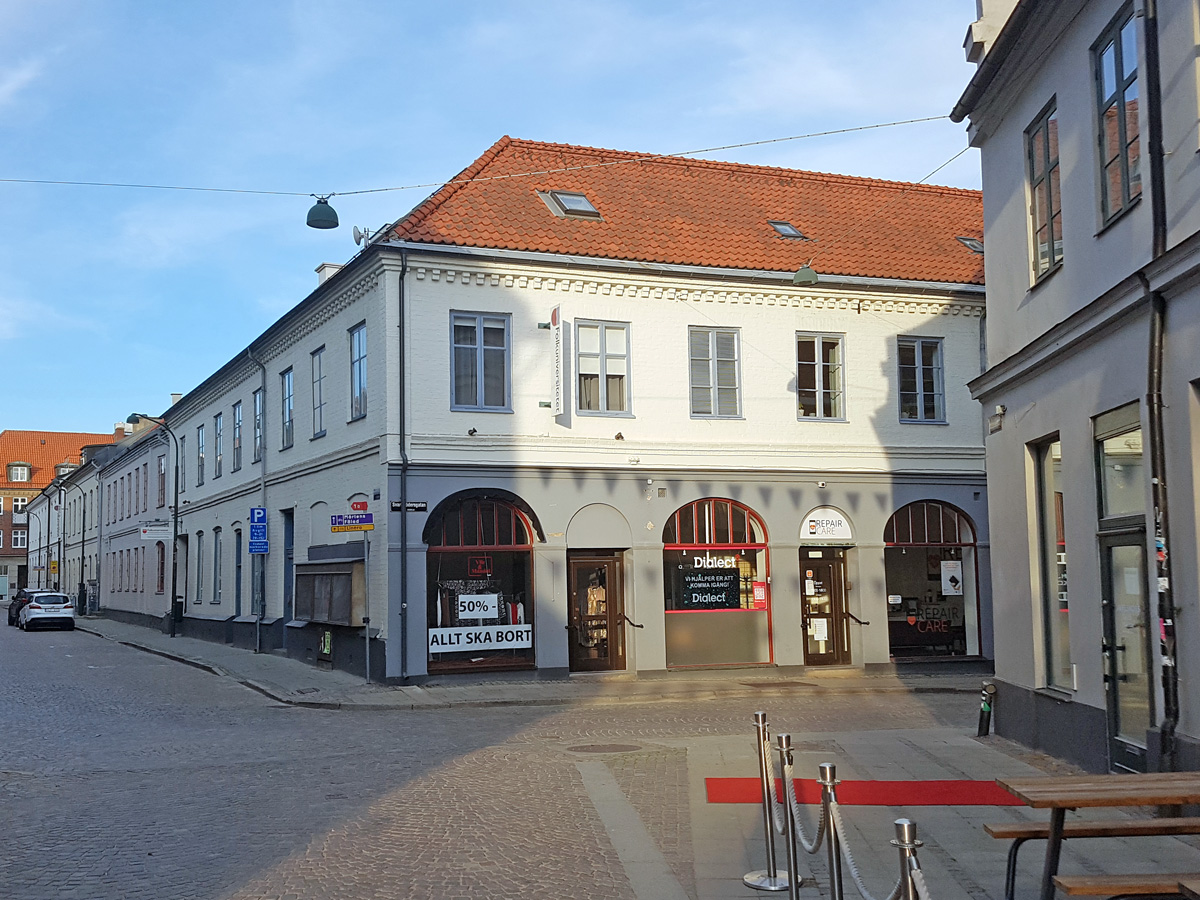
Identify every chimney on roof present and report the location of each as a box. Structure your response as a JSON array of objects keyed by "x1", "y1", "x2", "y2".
[
  {"x1": 114, "y1": 422, "x2": 130, "y2": 438},
  {"x1": 170, "y1": 393, "x2": 182, "y2": 406},
  {"x1": 316, "y1": 262, "x2": 343, "y2": 285}
]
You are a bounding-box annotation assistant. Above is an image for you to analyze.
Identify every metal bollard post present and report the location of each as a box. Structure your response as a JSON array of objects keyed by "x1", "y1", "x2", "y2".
[
  {"x1": 977, "y1": 681, "x2": 997, "y2": 737},
  {"x1": 744, "y1": 712, "x2": 789, "y2": 892},
  {"x1": 777, "y1": 734, "x2": 803, "y2": 900},
  {"x1": 819, "y1": 762, "x2": 844, "y2": 900},
  {"x1": 891, "y1": 818, "x2": 923, "y2": 900}
]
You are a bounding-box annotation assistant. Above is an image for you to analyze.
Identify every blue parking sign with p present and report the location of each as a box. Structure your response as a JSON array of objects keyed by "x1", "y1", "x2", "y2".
[{"x1": 250, "y1": 507, "x2": 267, "y2": 524}]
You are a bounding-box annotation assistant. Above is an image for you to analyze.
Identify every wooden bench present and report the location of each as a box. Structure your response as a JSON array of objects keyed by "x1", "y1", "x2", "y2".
[
  {"x1": 986, "y1": 818, "x2": 1200, "y2": 900},
  {"x1": 1053, "y1": 872, "x2": 1200, "y2": 896}
]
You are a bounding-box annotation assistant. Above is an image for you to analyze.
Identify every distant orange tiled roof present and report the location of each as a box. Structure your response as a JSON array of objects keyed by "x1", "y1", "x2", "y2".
[
  {"x1": 0, "y1": 430, "x2": 116, "y2": 491},
  {"x1": 389, "y1": 137, "x2": 984, "y2": 285}
]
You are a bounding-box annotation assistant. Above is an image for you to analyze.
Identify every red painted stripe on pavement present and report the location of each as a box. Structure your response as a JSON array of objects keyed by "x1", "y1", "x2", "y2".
[{"x1": 705, "y1": 777, "x2": 1020, "y2": 806}]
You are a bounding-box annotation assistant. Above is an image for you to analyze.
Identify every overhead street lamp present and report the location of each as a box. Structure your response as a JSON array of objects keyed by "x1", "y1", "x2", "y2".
[{"x1": 127, "y1": 414, "x2": 181, "y2": 637}]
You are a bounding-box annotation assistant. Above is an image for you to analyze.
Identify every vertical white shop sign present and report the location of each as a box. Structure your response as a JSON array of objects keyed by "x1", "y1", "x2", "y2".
[
  {"x1": 551, "y1": 306, "x2": 563, "y2": 415},
  {"x1": 940, "y1": 560, "x2": 964, "y2": 596}
]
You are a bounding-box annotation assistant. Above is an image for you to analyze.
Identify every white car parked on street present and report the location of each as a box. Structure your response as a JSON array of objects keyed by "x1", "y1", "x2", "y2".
[{"x1": 18, "y1": 593, "x2": 76, "y2": 631}]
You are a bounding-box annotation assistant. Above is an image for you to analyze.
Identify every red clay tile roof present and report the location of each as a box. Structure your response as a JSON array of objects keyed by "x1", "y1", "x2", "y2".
[
  {"x1": 389, "y1": 137, "x2": 984, "y2": 285},
  {"x1": 0, "y1": 430, "x2": 116, "y2": 491}
]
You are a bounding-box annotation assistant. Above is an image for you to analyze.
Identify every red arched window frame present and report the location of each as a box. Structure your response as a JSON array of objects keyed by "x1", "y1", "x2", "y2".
[
  {"x1": 427, "y1": 498, "x2": 533, "y2": 551},
  {"x1": 662, "y1": 498, "x2": 768, "y2": 547}
]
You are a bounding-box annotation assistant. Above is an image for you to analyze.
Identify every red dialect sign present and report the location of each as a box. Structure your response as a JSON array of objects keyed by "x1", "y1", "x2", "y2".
[{"x1": 468, "y1": 555, "x2": 493, "y2": 577}]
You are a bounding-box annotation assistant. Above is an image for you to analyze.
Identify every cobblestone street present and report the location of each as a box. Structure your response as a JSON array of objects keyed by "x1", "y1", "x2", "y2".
[{"x1": 6, "y1": 623, "x2": 1198, "y2": 900}]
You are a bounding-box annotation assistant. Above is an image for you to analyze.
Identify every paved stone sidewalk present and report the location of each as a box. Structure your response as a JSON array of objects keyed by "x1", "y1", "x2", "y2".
[{"x1": 71, "y1": 613, "x2": 986, "y2": 710}]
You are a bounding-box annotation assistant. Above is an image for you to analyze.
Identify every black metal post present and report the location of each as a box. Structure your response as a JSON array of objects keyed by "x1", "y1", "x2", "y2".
[{"x1": 978, "y1": 681, "x2": 997, "y2": 737}]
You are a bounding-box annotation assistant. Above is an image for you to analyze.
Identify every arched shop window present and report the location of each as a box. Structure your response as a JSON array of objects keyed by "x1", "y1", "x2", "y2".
[
  {"x1": 426, "y1": 496, "x2": 535, "y2": 673},
  {"x1": 883, "y1": 501, "x2": 979, "y2": 658},
  {"x1": 662, "y1": 498, "x2": 771, "y2": 667}
]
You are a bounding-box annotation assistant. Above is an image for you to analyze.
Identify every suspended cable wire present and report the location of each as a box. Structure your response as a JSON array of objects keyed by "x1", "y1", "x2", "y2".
[{"x1": 0, "y1": 115, "x2": 951, "y2": 200}]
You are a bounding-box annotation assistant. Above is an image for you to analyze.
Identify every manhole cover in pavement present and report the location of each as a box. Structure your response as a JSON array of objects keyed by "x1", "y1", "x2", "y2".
[{"x1": 567, "y1": 744, "x2": 643, "y2": 754}]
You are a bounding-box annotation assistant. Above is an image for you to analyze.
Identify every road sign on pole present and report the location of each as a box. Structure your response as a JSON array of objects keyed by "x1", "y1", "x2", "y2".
[
  {"x1": 331, "y1": 513, "x2": 374, "y2": 533},
  {"x1": 250, "y1": 507, "x2": 267, "y2": 525},
  {"x1": 249, "y1": 540, "x2": 269, "y2": 554}
]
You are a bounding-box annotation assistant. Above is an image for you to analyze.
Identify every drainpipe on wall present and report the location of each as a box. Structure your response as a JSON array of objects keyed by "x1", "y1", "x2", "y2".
[
  {"x1": 1140, "y1": 0, "x2": 1179, "y2": 772},
  {"x1": 247, "y1": 348, "x2": 268, "y2": 654},
  {"x1": 397, "y1": 249, "x2": 409, "y2": 680}
]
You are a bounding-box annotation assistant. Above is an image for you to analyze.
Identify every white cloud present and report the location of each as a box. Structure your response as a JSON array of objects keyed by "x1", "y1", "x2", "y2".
[
  {"x1": 0, "y1": 57, "x2": 42, "y2": 108},
  {"x1": 0, "y1": 292, "x2": 92, "y2": 342}
]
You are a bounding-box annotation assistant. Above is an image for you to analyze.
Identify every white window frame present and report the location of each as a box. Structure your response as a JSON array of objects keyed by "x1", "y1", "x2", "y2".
[
  {"x1": 350, "y1": 323, "x2": 367, "y2": 420},
  {"x1": 897, "y1": 336, "x2": 946, "y2": 424},
  {"x1": 312, "y1": 346, "x2": 326, "y2": 438},
  {"x1": 179, "y1": 437, "x2": 187, "y2": 493},
  {"x1": 196, "y1": 425, "x2": 205, "y2": 486},
  {"x1": 688, "y1": 326, "x2": 742, "y2": 418},
  {"x1": 575, "y1": 320, "x2": 632, "y2": 416},
  {"x1": 796, "y1": 332, "x2": 846, "y2": 421},
  {"x1": 232, "y1": 401, "x2": 243, "y2": 471},
  {"x1": 252, "y1": 390, "x2": 263, "y2": 462},
  {"x1": 9, "y1": 465, "x2": 29, "y2": 482},
  {"x1": 212, "y1": 528, "x2": 222, "y2": 604},
  {"x1": 13, "y1": 497, "x2": 27, "y2": 513},
  {"x1": 280, "y1": 368, "x2": 294, "y2": 449},
  {"x1": 213, "y1": 413, "x2": 223, "y2": 478},
  {"x1": 12, "y1": 529, "x2": 26, "y2": 549},
  {"x1": 450, "y1": 312, "x2": 512, "y2": 412}
]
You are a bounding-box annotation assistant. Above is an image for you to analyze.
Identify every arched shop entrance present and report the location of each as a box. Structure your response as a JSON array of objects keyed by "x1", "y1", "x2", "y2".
[
  {"x1": 883, "y1": 501, "x2": 980, "y2": 658},
  {"x1": 425, "y1": 495, "x2": 536, "y2": 674},
  {"x1": 662, "y1": 498, "x2": 771, "y2": 668}
]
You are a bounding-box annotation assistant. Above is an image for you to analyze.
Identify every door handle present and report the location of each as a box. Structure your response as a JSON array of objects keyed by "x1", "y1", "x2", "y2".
[
  {"x1": 845, "y1": 611, "x2": 871, "y2": 626},
  {"x1": 622, "y1": 613, "x2": 644, "y2": 629}
]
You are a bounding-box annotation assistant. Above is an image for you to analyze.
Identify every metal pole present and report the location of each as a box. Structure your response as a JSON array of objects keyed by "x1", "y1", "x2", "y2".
[
  {"x1": 891, "y1": 819, "x2": 922, "y2": 900},
  {"x1": 744, "y1": 712, "x2": 788, "y2": 891},
  {"x1": 777, "y1": 734, "x2": 802, "y2": 900},
  {"x1": 978, "y1": 681, "x2": 997, "y2": 737},
  {"x1": 364, "y1": 531, "x2": 371, "y2": 684},
  {"x1": 819, "y1": 762, "x2": 844, "y2": 900}
]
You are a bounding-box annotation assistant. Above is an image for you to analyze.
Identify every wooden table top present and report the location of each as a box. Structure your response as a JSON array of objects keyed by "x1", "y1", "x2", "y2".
[
  {"x1": 1180, "y1": 878, "x2": 1200, "y2": 900},
  {"x1": 997, "y1": 772, "x2": 1200, "y2": 808}
]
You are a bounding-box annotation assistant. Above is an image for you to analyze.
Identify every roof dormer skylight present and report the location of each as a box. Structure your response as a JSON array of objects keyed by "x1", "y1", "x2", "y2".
[
  {"x1": 542, "y1": 190, "x2": 602, "y2": 219},
  {"x1": 769, "y1": 221, "x2": 808, "y2": 239},
  {"x1": 956, "y1": 236, "x2": 984, "y2": 254}
]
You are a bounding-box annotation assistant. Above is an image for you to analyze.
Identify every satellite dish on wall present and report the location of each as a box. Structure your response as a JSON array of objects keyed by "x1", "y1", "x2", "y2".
[{"x1": 353, "y1": 226, "x2": 367, "y2": 246}]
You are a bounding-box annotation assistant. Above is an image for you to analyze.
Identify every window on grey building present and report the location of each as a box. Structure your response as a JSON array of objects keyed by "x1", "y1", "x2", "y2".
[
  {"x1": 280, "y1": 368, "x2": 294, "y2": 449},
  {"x1": 212, "y1": 528, "x2": 222, "y2": 604},
  {"x1": 180, "y1": 436, "x2": 186, "y2": 492},
  {"x1": 312, "y1": 346, "x2": 326, "y2": 438},
  {"x1": 196, "y1": 424, "x2": 205, "y2": 486},
  {"x1": 1026, "y1": 101, "x2": 1063, "y2": 279},
  {"x1": 350, "y1": 323, "x2": 367, "y2": 420},
  {"x1": 451, "y1": 312, "x2": 510, "y2": 410},
  {"x1": 232, "y1": 401, "x2": 243, "y2": 472},
  {"x1": 252, "y1": 390, "x2": 263, "y2": 462},
  {"x1": 1093, "y1": 5, "x2": 1141, "y2": 223},
  {"x1": 576, "y1": 320, "x2": 630, "y2": 414},
  {"x1": 688, "y1": 327, "x2": 741, "y2": 417},
  {"x1": 12, "y1": 530, "x2": 26, "y2": 549},
  {"x1": 1036, "y1": 438, "x2": 1072, "y2": 690},
  {"x1": 898, "y1": 337, "x2": 945, "y2": 423},
  {"x1": 797, "y1": 333, "x2": 845, "y2": 420},
  {"x1": 213, "y1": 413, "x2": 223, "y2": 478},
  {"x1": 157, "y1": 455, "x2": 166, "y2": 507},
  {"x1": 195, "y1": 531, "x2": 204, "y2": 604}
]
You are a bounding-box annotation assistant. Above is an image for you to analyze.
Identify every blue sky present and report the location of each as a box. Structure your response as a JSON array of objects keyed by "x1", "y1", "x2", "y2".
[{"x1": 1, "y1": 0, "x2": 980, "y2": 433}]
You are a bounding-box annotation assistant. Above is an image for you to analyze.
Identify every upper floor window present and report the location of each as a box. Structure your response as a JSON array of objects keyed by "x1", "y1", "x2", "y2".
[
  {"x1": 688, "y1": 327, "x2": 741, "y2": 418},
  {"x1": 280, "y1": 368, "x2": 294, "y2": 449},
  {"x1": 196, "y1": 425, "x2": 205, "y2": 486},
  {"x1": 576, "y1": 321, "x2": 630, "y2": 415},
  {"x1": 179, "y1": 435, "x2": 186, "y2": 492},
  {"x1": 7, "y1": 463, "x2": 30, "y2": 482},
  {"x1": 350, "y1": 323, "x2": 367, "y2": 420},
  {"x1": 1027, "y1": 102, "x2": 1063, "y2": 279},
  {"x1": 451, "y1": 313, "x2": 510, "y2": 411},
  {"x1": 232, "y1": 401, "x2": 243, "y2": 472},
  {"x1": 157, "y1": 455, "x2": 166, "y2": 507},
  {"x1": 898, "y1": 337, "x2": 945, "y2": 423},
  {"x1": 797, "y1": 333, "x2": 845, "y2": 420},
  {"x1": 1094, "y1": 6, "x2": 1141, "y2": 222},
  {"x1": 252, "y1": 390, "x2": 263, "y2": 462},
  {"x1": 13, "y1": 497, "x2": 27, "y2": 513},
  {"x1": 213, "y1": 413, "x2": 223, "y2": 478},
  {"x1": 12, "y1": 529, "x2": 26, "y2": 549},
  {"x1": 311, "y1": 346, "x2": 326, "y2": 438}
]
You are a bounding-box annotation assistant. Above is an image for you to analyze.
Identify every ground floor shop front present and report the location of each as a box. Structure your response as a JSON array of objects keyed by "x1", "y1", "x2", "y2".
[{"x1": 386, "y1": 467, "x2": 992, "y2": 680}]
